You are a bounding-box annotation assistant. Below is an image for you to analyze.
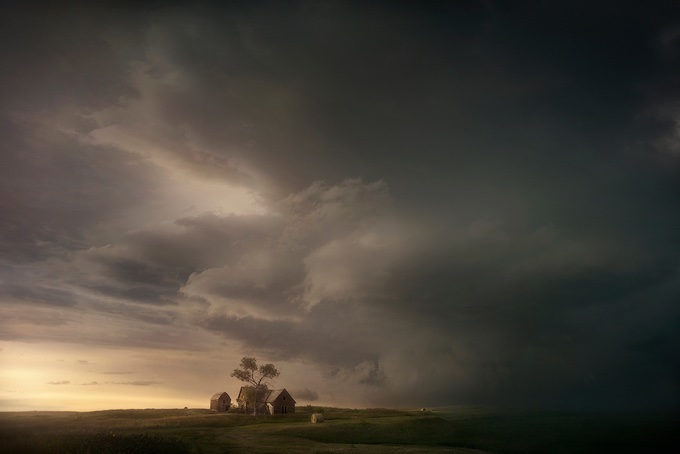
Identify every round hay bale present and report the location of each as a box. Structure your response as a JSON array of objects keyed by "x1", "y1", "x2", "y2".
[{"x1": 311, "y1": 413, "x2": 324, "y2": 423}]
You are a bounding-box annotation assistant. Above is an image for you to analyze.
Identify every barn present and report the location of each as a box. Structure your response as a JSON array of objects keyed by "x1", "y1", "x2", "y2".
[{"x1": 210, "y1": 392, "x2": 231, "y2": 412}]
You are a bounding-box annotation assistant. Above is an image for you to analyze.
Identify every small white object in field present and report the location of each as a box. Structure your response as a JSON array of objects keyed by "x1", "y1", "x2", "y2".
[{"x1": 311, "y1": 413, "x2": 324, "y2": 423}]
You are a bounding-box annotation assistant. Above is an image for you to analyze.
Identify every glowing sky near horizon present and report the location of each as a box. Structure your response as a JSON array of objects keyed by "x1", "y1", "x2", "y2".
[{"x1": 1, "y1": 1, "x2": 679, "y2": 412}]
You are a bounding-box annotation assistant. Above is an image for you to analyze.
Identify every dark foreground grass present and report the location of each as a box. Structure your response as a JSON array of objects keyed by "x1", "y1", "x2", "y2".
[
  {"x1": 283, "y1": 410, "x2": 680, "y2": 453},
  {"x1": 283, "y1": 416, "x2": 455, "y2": 445},
  {"x1": 443, "y1": 410, "x2": 680, "y2": 453},
  {"x1": 1, "y1": 430, "x2": 189, "y2": 454},
  {"x1": 0, "y1": 407, "x2": 677, "y2": 453}
]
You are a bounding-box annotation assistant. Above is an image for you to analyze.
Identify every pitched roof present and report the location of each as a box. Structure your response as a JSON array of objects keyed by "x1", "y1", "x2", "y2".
[
  {"x1": 237, "y1": 385, "x2": 267, "y2": 402},
  {"x1": 264, "y1": 388, "x2": 297, "y2": 404},
  {"x1": 211, "y1": 392, "x2": 229, "y2": 401},
  {"x1": 263, "y1": 388, "x2": 277, "y2": 402},
  {"x1": 237, "y1": 386, "x2": 296, "y2": 403}
]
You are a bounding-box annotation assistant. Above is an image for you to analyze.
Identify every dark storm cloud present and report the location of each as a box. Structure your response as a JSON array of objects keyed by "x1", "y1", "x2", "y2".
[
  {"x1": 0, "y1": 4, "x2": 141, "y2": 113},
  {"x1": 353, "y1": 221, "x2": 680, "y2": 408},
  {"x1": 84, "y1": 284, "x2": 170, "y2": 306},
  {"x1": 71, "y1": 0, "x2": 679, "y2": 231},
  {"x1": 0, "y1": 123, "x2": 161, "y2": 261},
  {"x1": 292, "y1": 387, "x2": 319, "y2": 402},
  {"x1": 1, "y1": 1, "x2": 679, "y2": 411},
  {"x1": 203, "y1": 300, "x2": 383, "y2": 371},
  {"x1": 0, "y1": 4, "x2": 156, "y2": 261},
  {"x1": 181, "y1": 179, "x2": 392, "y2": 315},
  {"x1": 61, "y1": 211, "x2": 285, "y2": 310},
  {"x1": 357, "y1": 361, "x2": 386, "y2": 387},
  {"x1": 144, "y1": 213, "x2": 277, "y2": 270},
  {"x1": 197, "y1": 180, "x2": 678, "y2": 408},
  {"x1": 0, "y1": 283, "x2": 77, "y2": 307}
]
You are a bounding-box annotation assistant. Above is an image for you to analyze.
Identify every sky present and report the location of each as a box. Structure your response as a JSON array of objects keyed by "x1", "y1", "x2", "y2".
[{"x1": 1, "y1": 1, "x2": 679, "y2": 412}]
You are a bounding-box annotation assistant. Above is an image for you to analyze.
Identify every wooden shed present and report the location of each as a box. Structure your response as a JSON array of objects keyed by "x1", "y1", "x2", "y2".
[{"x1": 210, "y1": 392, "x2": 231, "y2": 412}]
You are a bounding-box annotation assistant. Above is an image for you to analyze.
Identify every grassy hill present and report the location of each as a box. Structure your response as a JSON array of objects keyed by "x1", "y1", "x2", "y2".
[{"x1": 0, "y1": 406, "x2": 677, "y2": 453}]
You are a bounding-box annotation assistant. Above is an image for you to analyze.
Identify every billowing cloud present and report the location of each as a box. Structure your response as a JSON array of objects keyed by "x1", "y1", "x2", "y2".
[
  {"x1": 292, "y1": 388, "x2": 319, "y2": 402},
  {"x1": 1, "y1": 1, "x2": 678, "y2": 412}
]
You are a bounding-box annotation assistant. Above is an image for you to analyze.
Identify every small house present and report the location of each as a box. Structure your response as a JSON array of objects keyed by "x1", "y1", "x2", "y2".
[
  {"x1": 237, "y1": 386, "x2": 296, "y2": 415},
  {"x1": 265, "y1": 388, "x2": 296, "y2": 414},
  {"x1": 210, "y1": 392, "x2": 231, "y2": 412}
]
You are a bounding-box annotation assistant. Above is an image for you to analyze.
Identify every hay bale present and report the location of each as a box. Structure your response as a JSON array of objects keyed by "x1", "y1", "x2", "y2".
[{"x1": 311, "y1": 413, "x2": 324, "y2": 423}]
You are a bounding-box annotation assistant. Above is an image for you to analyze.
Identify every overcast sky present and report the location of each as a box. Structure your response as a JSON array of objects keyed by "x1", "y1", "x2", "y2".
[{"x1": 1, "y1": 1, "x2": 679, "y2": 412}]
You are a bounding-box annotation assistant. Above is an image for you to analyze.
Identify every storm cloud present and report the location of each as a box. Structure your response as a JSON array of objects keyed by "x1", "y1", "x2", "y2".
[{"x1": 1, "y1": 1, "x2": 679, "y2": 411}]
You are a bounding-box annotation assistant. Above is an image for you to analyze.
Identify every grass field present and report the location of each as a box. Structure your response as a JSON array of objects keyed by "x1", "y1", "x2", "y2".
[{"x1": 0, "y1": 406, "x2": 677, "y2": 453}]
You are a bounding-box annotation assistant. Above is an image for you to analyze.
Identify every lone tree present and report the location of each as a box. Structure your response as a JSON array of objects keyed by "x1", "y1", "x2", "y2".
[{"x1": 231, "y1": 356, "x2": 280, "y2": 415}]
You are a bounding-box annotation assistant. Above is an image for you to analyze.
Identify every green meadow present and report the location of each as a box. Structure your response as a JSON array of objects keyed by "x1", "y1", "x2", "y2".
[{"x1": 0, "y1": 406, "x2": 677, "y2": 453}]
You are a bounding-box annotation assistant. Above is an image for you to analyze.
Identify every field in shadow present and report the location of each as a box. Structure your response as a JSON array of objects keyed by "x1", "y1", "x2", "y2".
[{"x1": 0, "y1": 406, "x2": 677, "y2": 453}]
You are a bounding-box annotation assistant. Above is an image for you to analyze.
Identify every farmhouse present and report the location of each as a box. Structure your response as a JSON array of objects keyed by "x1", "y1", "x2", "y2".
[
  {"x1": 210, "y1": 392, "x2": 231, "y2": 412},
  {"x1": 237, "y1": 386, "x2": 296, "y2": 415}
]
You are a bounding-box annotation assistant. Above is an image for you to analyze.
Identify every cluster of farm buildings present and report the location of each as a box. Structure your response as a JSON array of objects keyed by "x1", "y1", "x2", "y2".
[{"x1": 210, "y1": 387, "x2": 296, "y2": 415}]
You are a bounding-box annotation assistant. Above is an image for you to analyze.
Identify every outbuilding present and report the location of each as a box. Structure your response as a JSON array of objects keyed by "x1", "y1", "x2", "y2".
[
  {"x1": 210, "y1": 392, "x2": 231, "y2": 412},
  {"x1": 237, "y1": 386, "x2": 296, "y2": 415},
  {"x1": 265, "y1": 388, "x2": 296, "y2": 415}
]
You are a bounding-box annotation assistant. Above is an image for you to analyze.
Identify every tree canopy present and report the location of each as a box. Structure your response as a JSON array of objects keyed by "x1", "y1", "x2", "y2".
[{"x1": 231, "y1": 357, "x2": 280, "y2": 415}]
